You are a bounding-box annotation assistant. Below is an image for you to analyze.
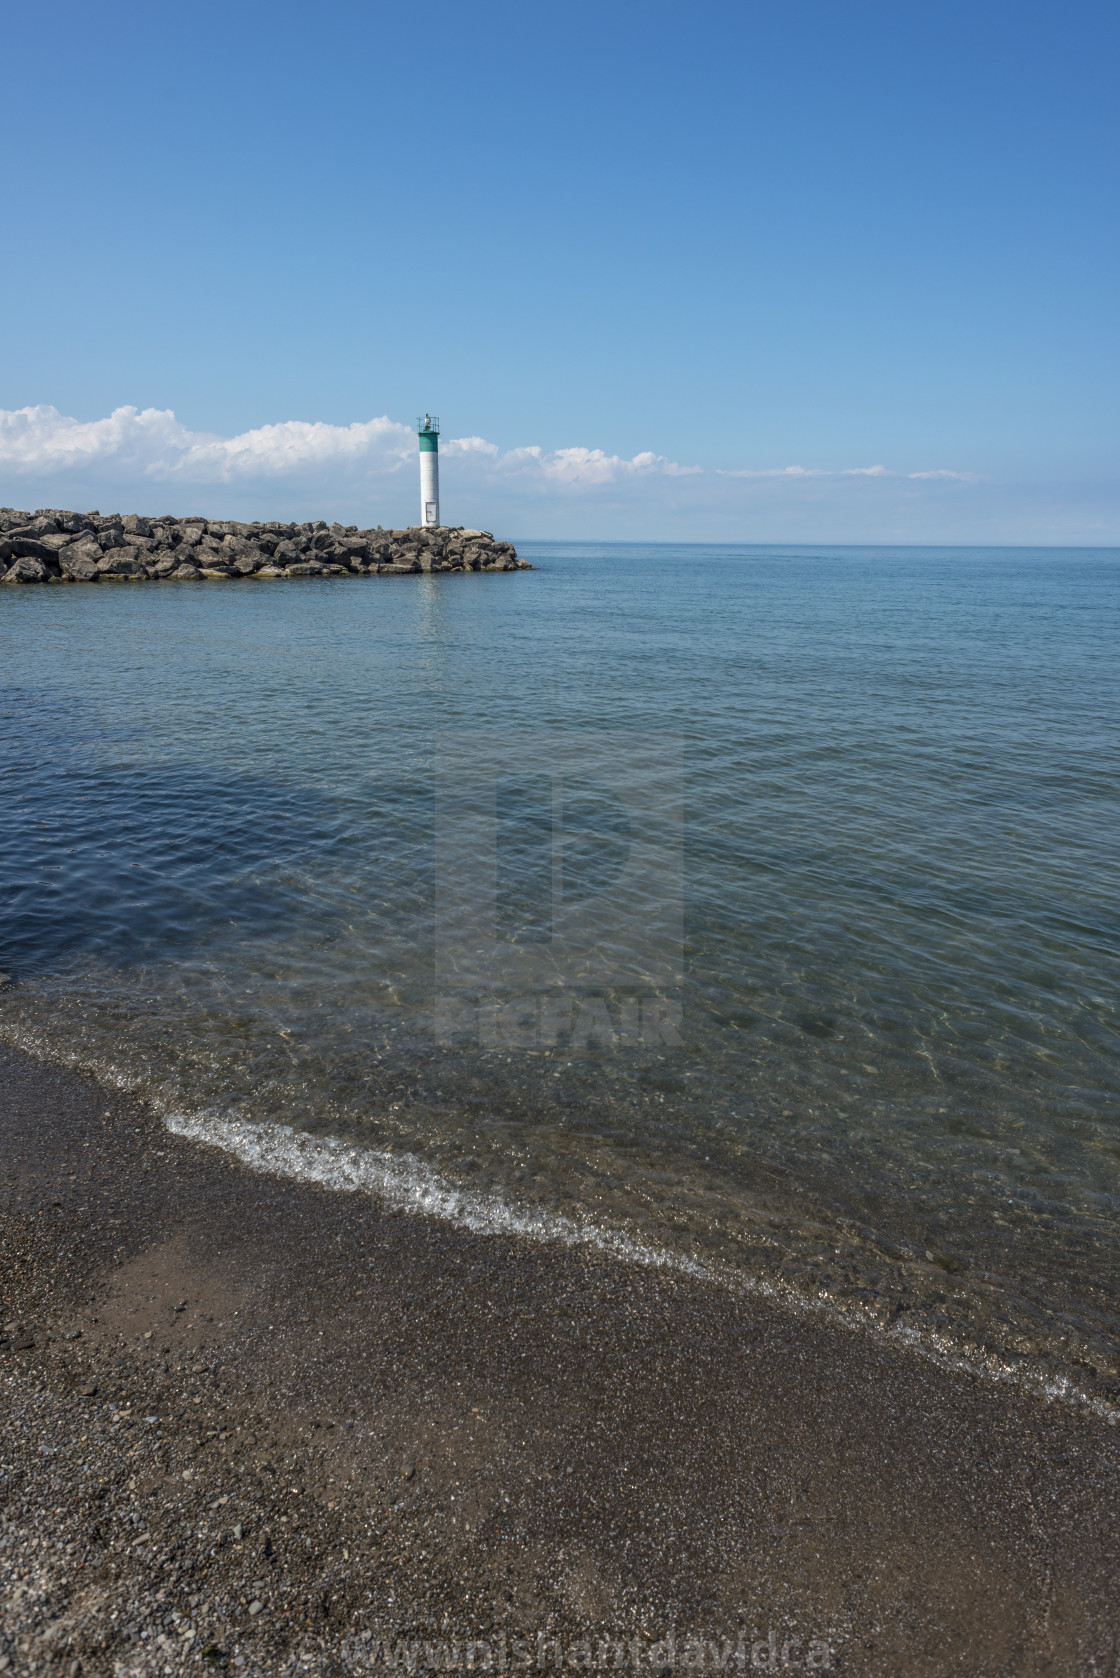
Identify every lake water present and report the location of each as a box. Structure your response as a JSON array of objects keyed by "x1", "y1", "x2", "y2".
[{"x1": 2, "y1": 544, "x2": 1118, "y2": 1409}]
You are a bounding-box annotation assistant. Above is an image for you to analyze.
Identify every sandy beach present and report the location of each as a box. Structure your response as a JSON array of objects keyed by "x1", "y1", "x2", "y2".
[{"x1": 2, "y1": 1042, "x2": 1119, "y2": 1676}]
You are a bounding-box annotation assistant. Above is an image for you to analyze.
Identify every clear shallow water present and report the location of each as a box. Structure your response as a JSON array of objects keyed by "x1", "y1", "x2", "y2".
[{"x1": 2, "y1": 546, "x2": 1119, "y2": 1403}]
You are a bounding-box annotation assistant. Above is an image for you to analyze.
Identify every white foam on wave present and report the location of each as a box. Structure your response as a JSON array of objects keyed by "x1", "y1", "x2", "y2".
[
  {"x1": 1, "y1": 1012, "x2": 1115, "y2": 1428},
  {"x1": 164, "y1": 1102, "x2": 1118, "y2": 1428},
  {"x1": 163, "y1": 1103, "x2": 721, "y2": 1282}
]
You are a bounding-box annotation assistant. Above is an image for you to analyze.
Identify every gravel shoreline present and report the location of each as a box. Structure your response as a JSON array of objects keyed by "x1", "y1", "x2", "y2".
[{"x1": 2, "y1": 1043, "x2": 1120, "y2": 1677}]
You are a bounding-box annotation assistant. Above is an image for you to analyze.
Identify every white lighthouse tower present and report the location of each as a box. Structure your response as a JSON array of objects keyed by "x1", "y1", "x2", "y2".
[{"x1": 417, "y1": 414, "x2": 440, "y2": 527}]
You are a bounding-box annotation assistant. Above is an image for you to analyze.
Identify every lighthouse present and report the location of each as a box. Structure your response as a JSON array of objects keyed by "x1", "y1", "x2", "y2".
[{"x1": 417, "y1": 413, "x2": 440, "y2": 528}]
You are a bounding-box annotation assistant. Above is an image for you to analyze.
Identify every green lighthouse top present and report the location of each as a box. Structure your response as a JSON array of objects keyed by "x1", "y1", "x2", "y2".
[{"x1": 416, "y1": 414, "x2": 440, "y2": 435}]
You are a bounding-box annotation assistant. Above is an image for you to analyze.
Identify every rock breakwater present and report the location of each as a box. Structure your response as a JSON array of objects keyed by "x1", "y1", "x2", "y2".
[{"x1": 0, "y1": 508, "x2": 529, "y2": 584}]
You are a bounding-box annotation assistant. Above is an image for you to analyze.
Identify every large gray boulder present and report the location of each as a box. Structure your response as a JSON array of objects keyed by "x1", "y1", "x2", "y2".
[
  {"x1": 1, "y1": 536, "x2": 59, "y2": 563},
  {"x1": 272, "y1": 539, "x2": 306, "y2": 565},
  {"x1": 97, "y1": 548, "x2": 148, "y2": 578},
  {"x1": 36, "y1": 531, "x2": 87, "y2": 553},
  {"x1": 32, "y1": 509, "x2": 89, "y2": 534},
  {"x1": 2, "y1": 556, "x2": 49, "y2": 584},
  {"x1": 121, "y1": 514, "x2": 152, "y2": 537},
  {"x1": 222, "y1": 536, "x2": 262, "y2": 573},
  {"x1": 337, "y1": 536, "x2": 371, "y2": 560},
  {"x1": 59, "y1": 543, "x2": 102, "y2": 582},
  {"x1": 314, "y1": 541, "x2": 355, "y2": 568}
]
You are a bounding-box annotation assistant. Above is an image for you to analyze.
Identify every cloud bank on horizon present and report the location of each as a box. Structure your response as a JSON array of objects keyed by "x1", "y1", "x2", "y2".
[
  {"x1": 0, "y1": 403, "x2": 977, "y2": 489},
  {"x1": 0, "y1": 404, "x2": 1111, "y2": 544}
]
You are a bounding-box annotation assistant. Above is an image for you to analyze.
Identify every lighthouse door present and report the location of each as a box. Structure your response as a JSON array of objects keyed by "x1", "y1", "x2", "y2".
[{"x1": 425, "y1": 502, "x2": 438, "y2": 525}]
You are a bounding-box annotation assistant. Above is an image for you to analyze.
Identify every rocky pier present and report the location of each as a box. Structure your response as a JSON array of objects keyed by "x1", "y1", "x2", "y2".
[{"x1": 0, "y1": 509, "x2": 530, "y2": 584}]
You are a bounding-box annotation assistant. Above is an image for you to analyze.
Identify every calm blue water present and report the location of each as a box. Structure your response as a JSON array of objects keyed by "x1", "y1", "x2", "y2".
[{"x1": 2, "y1": 545, "x2": 1119, "y2": 1399}]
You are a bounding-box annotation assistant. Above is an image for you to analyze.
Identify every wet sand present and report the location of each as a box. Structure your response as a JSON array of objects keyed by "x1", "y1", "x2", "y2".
[{"x1": 2, "y1": 1042, "x2": 1119, "y2": 1677}]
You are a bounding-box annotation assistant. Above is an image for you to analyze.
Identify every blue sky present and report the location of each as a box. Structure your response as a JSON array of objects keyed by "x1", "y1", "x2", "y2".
[{"x1": 2, "y1": 0, "x2": 1117, "y2": 540}]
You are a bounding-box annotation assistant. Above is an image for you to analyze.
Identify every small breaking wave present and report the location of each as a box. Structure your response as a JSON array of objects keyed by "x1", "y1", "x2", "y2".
[
  {"x1": 2, "y1": 1003, "x2": 1116, "y2": 1429},
  {"x1": 164, "y1": 1097, "x2": 1119, "y2": 1430},
  {"x1": 164, "y1": 1101, "x2": 716, "y2": 1280}
]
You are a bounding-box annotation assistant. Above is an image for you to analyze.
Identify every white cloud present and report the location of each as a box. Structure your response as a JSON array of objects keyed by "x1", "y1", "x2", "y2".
[
  {"x1": 178, "y1": 416, "x2": 414, "y2": 480},
  {"x1": 907, "y1": 468, "x2": 984, "y2": 481},
  {"x1": 442, "y1": 435, "x2": 500, "y2": 459},
  {"x1": 475, "y1": 443, "x2": 701, "y2": 487},
  {"x1": 720, "y1": 462, "x2": 982, "y2": 482},
  {"x1": 0, "y1": 404, "x2": 414, "y2": 484},
  {"x1": 723, "y1": 464, "x2": 837, "y2": 479},
  {"x1": 0, "y1": 405, "x2": 984, "y2": 497},
  {"x1": 720, "y1": 464, "x2": 892, "y2": 480},
  {"x1": 0, "y1": 405, "x2": 703, "y2": 493},
  {"x1": 8, "y1": 402, "x2": 1089, "y2": 541}
]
